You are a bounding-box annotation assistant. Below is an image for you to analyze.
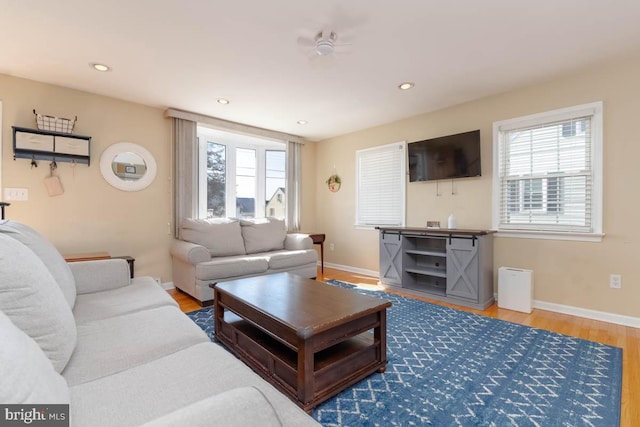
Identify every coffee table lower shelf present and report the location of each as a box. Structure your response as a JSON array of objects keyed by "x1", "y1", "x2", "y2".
[{"x1": 217, "y1": 312, "x2": 386, "y2": 412}]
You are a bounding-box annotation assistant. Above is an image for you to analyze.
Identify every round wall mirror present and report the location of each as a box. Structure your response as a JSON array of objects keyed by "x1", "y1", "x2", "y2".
[{"x1": 100, "y1": 142, "x2": 157, "y2": 191}]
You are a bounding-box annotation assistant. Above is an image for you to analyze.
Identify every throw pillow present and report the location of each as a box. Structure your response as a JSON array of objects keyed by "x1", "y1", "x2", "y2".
[
  {"x1": 179, "y1": 218, "x2": 246, "y2": 257},
  {"x1": 240, "y1": 218, "x2": 286, "y2": 254},
  {"x1": 0, "y1": 220, "x2": 76, "y2": 308},
  {"x1": 0, "y1": 234, "x2": 77, "y2": 373},
  {"x1": 0, "y1": 310, "x2": 70, "y2": 404}
]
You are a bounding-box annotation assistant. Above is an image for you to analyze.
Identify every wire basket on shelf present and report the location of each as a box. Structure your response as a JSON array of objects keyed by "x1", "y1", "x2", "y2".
[{"x1": 33, "y1": 109, "x2": 76, "y2": 134}]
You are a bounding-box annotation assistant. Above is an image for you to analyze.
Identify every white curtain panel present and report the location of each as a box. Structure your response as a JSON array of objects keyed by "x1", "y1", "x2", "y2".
[
  {"x1": 173, "y1": 118, "x2": 198, "y2": 237},
  {"x1": 286, "y1": 141, "x2": 301, "y2": 232}
]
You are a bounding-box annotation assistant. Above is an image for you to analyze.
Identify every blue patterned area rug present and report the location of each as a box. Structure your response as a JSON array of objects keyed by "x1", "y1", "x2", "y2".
[{"x1": 186, "y1": 280, "x2": 622, "y2": 426}]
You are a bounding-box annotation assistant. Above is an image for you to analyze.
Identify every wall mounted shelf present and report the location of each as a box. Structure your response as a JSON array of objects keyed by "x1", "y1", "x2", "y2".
[{"x1": 12, "y1": 126, "x2": 91, "y2": 165}]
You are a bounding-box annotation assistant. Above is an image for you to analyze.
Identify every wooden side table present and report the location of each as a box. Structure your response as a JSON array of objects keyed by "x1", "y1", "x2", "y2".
[{"x1": 307, "y1": 233, "x2": 326, "y2": 274}]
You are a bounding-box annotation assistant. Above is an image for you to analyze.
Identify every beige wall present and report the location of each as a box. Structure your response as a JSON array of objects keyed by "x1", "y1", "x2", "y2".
[
  {"x1": 4, "y1": 54, "x2": 638, "y2": 318},
  {"x1": 315, "y1": 55, "x2": 640, "y2": 318},
  {"x1": 1, "y1": 74, "x2": 173, "y2": 281},
  {"x1": 1, "y1": 73, "x2": 319, "y2": 283}
]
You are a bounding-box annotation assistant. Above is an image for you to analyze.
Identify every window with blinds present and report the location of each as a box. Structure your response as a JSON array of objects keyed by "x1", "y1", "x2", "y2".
[
  {"x1": 493, "y1": 102, "x2": 602, "y2": 237},
  {"x1": 356, "y1": 141, "x2": 406, "y2": 227}
]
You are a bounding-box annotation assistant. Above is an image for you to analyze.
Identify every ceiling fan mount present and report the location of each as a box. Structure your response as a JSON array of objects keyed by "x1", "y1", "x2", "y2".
[
  {"x1": 297, "y1": 28, "x2": 351, "y2": 60},
  {"x1": 314, "y1": 31, "x2": 337, "y2": 56}
]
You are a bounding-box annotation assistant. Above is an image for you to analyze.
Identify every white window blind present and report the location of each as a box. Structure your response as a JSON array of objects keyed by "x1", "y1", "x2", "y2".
[
  {"x1": 493, "y1": 102, "x2": 602, "y2": 236},
  {"x1": 356, "y1": 141, "x2": 406, "y2": 227}
]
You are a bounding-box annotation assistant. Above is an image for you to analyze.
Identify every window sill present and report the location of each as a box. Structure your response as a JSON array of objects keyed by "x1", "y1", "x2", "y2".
[{"x1": 495, "y1": 230, "x2": 604, "y2": 242}]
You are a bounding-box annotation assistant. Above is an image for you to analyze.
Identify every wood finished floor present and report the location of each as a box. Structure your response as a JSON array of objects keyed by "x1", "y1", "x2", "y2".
[{"x1": 168, "y1": 267, "x2": 639, "y2": 426}]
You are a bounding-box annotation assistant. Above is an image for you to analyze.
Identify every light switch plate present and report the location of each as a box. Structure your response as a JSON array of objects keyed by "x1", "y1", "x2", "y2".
[{"x1": 4, "y1": 188, "x2": 29, "y2": 201}]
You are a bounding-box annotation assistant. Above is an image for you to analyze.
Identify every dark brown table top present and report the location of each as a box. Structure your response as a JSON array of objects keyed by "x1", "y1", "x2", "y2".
[{"x1": 215, "y1": 273, "x2": 391, "y2": 338}]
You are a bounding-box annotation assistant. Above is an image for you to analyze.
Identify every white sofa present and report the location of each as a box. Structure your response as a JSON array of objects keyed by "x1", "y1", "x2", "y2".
[
  {"x1": 0, "y1": 220, "x2": 319, "y2": 427},
  {"x1": 170, "y1": 217, "x2": 317, "y2": 305}
]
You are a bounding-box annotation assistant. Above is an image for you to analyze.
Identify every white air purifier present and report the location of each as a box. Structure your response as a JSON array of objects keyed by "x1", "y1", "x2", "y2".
[{"x1": 498, "y1": 267, "x2": 534, "y2": 313}]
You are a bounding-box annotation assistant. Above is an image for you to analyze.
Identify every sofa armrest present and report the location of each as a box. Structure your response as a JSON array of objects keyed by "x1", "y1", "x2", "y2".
[
  {"x1": 170, "y1": 239, "x2": 211, "y2": 265},
  {"x1": 68, "y1": 259, "x2": 130, "y2": 295},
  {"x1": 284, "y1": 233, "x2": 313, "y2": 251},
  {"x1": 139, "y1": 386, "x2": 283, "y2": 427}
]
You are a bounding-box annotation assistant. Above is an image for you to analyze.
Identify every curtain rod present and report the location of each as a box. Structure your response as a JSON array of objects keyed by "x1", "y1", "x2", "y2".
[{"x1": 165, "y1": 108, "x2": 306, "y2": 144}]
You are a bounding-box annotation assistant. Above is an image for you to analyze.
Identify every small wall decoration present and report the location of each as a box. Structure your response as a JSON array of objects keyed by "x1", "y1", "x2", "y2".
[{"x1": 326, "y1": 174, "x2": 341, "y2": 192}]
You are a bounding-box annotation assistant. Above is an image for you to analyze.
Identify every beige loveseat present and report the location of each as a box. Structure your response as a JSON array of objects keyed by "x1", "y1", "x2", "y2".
[
  {"x1": 0, "y1": 220, "x2": 319, "y2": 427},
  {"x1": 170, "y1": 218, "x2": 317, "y2": 305}
]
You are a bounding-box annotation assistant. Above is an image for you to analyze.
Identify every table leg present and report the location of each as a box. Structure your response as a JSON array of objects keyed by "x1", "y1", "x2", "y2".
[
  {"x1": 297, "y1": 339, "x2": 314, "y2": 407},
  {"x1": 375, "y1": 309, "x2": 388, "y2": 373}
]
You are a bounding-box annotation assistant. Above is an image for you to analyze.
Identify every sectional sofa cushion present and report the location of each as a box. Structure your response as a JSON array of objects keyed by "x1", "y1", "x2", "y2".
[
  {"x1": 264, "y1": 250, "x2": 318, "y2": 271},
  {"x1": 240, "y1": 218, "x2": 287, "y2": 254},
  {"x1": 179, "y1": 218, "x2": 246, "y2": 257},
  {"x1": 196, "y1": 255, "x2": 268, "y2": 281},
  {"x1": 62, "y1": 305, "x2": 210, "y2": 386},
  {"x1": 0, "y1": 310, "x2": 70, "y2": 404},
  {"x1": 0, "y1": 220, "x2": 76, "y2": 308},
  {"x1": 68, "y1": 342, "x2": 318, "y2": 427},
  {"x1": 72, "y1": 278, "x2": 178, "y2": 324},
  {"x1": 0, "y1": 234, "x2": 77, "y2": 373},
  {"x1": 139, "y1": 387, "x2": 283, "y2": 427}
]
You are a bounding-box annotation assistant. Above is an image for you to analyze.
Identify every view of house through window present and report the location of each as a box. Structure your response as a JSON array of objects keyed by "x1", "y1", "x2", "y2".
[
  {"x1": 493, "y1": 102, "x2": 602, "y2": 237},
  {"x1": 198, "y1": 126, "x2": 286, "y2": 220}
]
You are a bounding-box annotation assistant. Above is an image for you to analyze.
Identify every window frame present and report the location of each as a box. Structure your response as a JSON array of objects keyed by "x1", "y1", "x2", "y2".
[
  {"x1": 355, "y1": 141, "x2": 407, "y2": 229},
  {"x1": 197, "y1": 128, "x2": 286, "y2": 220},
  {"x1": 492, "y1": 102, "x2": 603, "y2": 242}
]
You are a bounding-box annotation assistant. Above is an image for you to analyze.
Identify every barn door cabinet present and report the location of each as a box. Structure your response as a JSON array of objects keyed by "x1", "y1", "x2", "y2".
[{"x1": 378, "y1": 227, "x2": 495, "y2": 310}]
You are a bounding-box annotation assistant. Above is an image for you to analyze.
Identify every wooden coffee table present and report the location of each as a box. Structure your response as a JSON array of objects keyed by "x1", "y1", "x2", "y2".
[{"x1": 212, "y1": 273, "x2": 392, "y2": 413}]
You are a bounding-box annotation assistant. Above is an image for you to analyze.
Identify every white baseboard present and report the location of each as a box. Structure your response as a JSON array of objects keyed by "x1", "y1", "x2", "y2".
[
  {"x1": 323, "y1": 263, "x2": 639, "y2": 329},
  {"x1": 162, "y1": 282, "x2": 175, "y2": 290},
  {"x1": 533, "y1": 300, "x2": 640, "y2": 329},
  {"x1": 323, "y1": 262, "x2": 380, "y2": 280}
]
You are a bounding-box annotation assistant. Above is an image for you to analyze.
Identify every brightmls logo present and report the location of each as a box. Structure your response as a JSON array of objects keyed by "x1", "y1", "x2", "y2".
[{"x1": 0, "y1": 405, "x2": 69, "y2": 427}]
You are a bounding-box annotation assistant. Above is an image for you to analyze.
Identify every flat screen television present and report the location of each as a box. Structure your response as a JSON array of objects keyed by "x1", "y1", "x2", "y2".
[{"x1": 408, "y1": 130, "x2": 481, "y2": 182}]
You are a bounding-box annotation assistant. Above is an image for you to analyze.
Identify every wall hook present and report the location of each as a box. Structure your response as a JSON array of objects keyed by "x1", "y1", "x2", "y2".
[{"x1": 30, "y1": 156, "x2": 38, "y2": 168}]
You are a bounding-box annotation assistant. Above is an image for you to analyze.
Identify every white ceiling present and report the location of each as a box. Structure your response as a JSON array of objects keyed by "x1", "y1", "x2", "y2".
[{"x1": 2, "y1": 1, "x2": 640, "y2": 141}]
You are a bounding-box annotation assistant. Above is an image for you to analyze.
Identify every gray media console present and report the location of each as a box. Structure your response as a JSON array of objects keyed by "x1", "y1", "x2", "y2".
[{"x1": 378, "y1": 227, "x2": 495, "y2": 310}]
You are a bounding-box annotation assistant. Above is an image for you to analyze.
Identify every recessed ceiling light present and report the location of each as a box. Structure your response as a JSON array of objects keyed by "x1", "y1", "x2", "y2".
[
  {"x1": 297, "y1": 120, "x2": 308, "y2": 125},
  {"x1": 398, "y1": 82, "x2": 415, "y2": 90},
  {"x1": 90, "y1": 63, "x2": 111, "y2": 72},
  {"x1": 216, "y1": 98, "x2": 230, "y2": 105}
]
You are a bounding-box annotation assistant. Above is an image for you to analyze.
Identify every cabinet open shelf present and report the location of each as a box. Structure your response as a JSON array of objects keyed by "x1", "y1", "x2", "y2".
[
  {"x1": 405, "y1": 249, "x2": 446, "y2": 257},
  {"x1": 405, "y1": 267, "x2": 447, "y2": 278}
]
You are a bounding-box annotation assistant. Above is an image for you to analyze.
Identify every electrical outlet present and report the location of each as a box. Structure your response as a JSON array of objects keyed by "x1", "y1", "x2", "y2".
[
  {"x1": 329, "y1": 243, "x2": 335, "y2": 251},
  {"x1": 4, "y1": 188, "x2": 29, "y2": 201},
  {"x1": 609, "y1": 274, "x2": 622, "y2": 289}
]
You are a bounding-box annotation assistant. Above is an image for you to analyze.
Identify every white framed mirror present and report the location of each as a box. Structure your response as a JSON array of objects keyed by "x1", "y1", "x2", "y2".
[{"x1": 100, "y1": 142, "x2": 157, "y2": 191}]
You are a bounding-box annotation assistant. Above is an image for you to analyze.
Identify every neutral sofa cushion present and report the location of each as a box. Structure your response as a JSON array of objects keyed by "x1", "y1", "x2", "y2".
[
  {"x1": 0, "y1": 234, "x2": 77, "y2": 373},
  {"x1": 68, "y1": 342, "x2": 319, "y2": 427},
  {"x1": 180, "y1": 218, "x2": 246, "y2": 257},
  {"x1": 0, "y1": 310, "x2": 70, "y2": 404},
  {"x1": 62, "y1": 305, "x2": 209, "y2": 386},
  {"x1": 0, "y1": 220, "x2": 76, "y2": 308},
  {"x1": 240, "y1": 217, "x2": 286, "y2": 254},
  {"x1": 264, "y1": 250, "x2": 318, "y2": 270},
  {"x1": 73, "y1": 278, "x2": 178, "y2": 324},
  {"x1": 139, "y1": 387, "x2": 283, "y2": 427},
  {"x1": 196, "y1": 255, "x2": 268, "y2": 281}
]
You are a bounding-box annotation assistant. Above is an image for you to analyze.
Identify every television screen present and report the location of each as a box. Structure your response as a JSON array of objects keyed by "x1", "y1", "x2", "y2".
[{"x1": 408, "y1": 130, "x2": 481, "y2": 182}]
